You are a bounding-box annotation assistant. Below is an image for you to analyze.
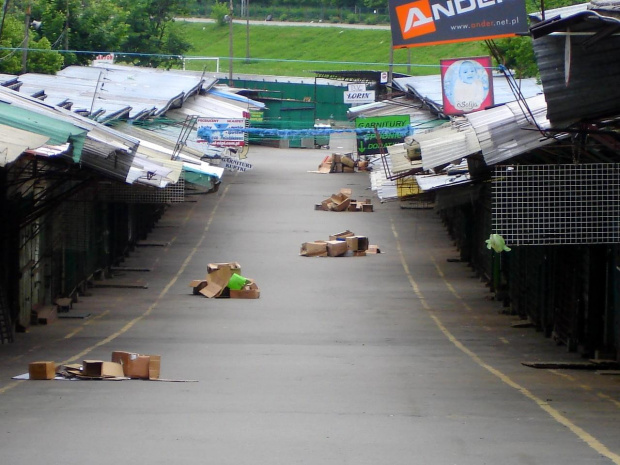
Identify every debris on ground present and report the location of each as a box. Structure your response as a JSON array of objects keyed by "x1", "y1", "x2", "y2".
[
  {"x1": 189, "y1": 262, "x2": 260, "y2": 299},
  {"x1": 313, "y1": 153, "x2": 357, "y2": 174},
  {"x1": 315, "y1": 188, "x2": 374, "y2": 212},
  {"x1": 20, "y1": 351, "x2": 170, "y2": 381},
  {"x1": 300, "y1": 230, "x2": 381, "y2": 257}
]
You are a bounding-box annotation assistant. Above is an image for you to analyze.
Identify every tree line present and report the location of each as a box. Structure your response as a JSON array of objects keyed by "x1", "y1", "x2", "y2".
[{"x1": 0, "y1": 0, "x2": 582, "y2": 76}]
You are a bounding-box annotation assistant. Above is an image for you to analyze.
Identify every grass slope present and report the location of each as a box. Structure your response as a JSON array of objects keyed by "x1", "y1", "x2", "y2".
[{"x1": 178, "y1": 21, "x2": 489, "y2": 77}]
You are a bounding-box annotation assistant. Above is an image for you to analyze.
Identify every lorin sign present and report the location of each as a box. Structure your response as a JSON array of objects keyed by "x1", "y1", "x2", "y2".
[
  {"x1": 344, "y1": 83, "x2": 375, "y2": 104},
  {"x1": 441, "y1": 56, "x2": 493, "y2": 115}
]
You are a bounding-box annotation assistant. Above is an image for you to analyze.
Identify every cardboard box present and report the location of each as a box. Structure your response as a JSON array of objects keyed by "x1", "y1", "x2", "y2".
[
  {"x1": 111, "y1": 351, "x2": 160, "y2": 379},
  {"x1": 149, "y1": 355, "x2": 161, "y2": 380},
  {"x1": 188, "y1": 280, "x2": 208, "y2": 295},
  {"x1": 81, "y1": 360, "x2": 125, "y2": 379},
  {"x1": 341, "y1": 155, "x2": 355, "y2": 168},
  {"x1": 29, "y1": 361, "x2": 56, "y2": 380},
  {"x1": 326, "y1": 240, "x2": 348, "y2": 257},
  {"x1": 329, "y1": 230, "x2": 355, "y2": 241},
  {"x1": 300, "y1": 241, "x2": 328, "y2": 257},
  {"x1": 328, "y1": 193, "x2": 350, "y2": 211},
  {"x1": 346, "y1": 236, "x2": 369, "y2": 251},
  {"x1": 230, "y1": 282, "x2": 261, "y2": 299},
  {"x1": 207, "y1": 262, "x2": 241, "y2": 275},
  {"x1": 200, "y1": 268, "x2": 231, "y2": 298},
  {"x1": 367, "y1": 245, "x2": 381, "y2": 254}
]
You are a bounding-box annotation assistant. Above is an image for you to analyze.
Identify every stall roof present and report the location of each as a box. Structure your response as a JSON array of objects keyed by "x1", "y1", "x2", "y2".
[
  {"x1": 529, "y1": 1, "x2": 620, "y2": 127},
  {"x1": 413, "y1": 121, "x2": 481, "y2": 171},
  {"x1": 465, "y1": 94, "x2": 554, "y2": 166},
  {"x1": 0, "y1": 65, "x2": 213, "y2": 123},
  {"x1": 393, "y1": 74, "x2": 544, "y2": 113}
]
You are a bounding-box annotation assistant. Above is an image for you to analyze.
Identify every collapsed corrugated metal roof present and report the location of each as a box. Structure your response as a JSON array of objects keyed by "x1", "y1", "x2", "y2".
[
  {"x1": 0, "y1": 64, "x2": 213, "y2": 124},
  {"x1": 0, "y1": 123, "x2": 50, "y2": 166},
  {"x1": 411, "y1": 120, "x2": 480, "y2": 171},
  {"x1": 529, "y1": 1, "x2": 620, "y2": 127},
  {"x1": 392, "y1": 74, "x2": 544, "y2": 117},
  {"x1": 464, "y1": 94, "x2": 554, "y2": 166}
]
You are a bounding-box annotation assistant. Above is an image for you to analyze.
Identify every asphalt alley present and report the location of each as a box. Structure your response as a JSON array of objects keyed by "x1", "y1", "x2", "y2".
[{"x1": 1, "y1": 145, "x2": 620, "y2": 465}]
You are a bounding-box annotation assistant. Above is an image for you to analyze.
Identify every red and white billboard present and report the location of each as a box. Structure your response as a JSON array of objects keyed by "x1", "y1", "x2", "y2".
[
  {"x1": 441, "y1": 56, "x2": 494, "y2": 115},
  {"x1": 389, "y1": 0, "x2": 528, "y2": 48}
]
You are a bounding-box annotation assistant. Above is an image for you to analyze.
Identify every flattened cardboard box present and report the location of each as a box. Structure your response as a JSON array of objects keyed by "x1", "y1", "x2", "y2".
[{"x1": 29, "y1": 361, "x2": 56, "y2": 380}]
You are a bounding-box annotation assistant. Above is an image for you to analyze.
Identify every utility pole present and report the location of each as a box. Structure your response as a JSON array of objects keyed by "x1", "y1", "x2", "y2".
[
  {"x1": 22, "y1": 5, "x2": 30, "y2": 74},
  {"x1": 228, "y1": 0, "x2": 234, "y2": 86},
  {"x1": 243, "y1": 0, "x2": 250, "y2": 62}
]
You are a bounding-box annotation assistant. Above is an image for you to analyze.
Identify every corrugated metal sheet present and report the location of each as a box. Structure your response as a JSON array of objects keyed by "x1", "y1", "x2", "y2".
[
  {"x1": 529, "y1": 4, "x2": 620, "y2": 126},
  {"x1": 412, "y1": 122, "x2": 480, "y2": 171},
  {"x1": 415, "y1": 172, "x2": 471, "y2": 191},
  {"x1": 387, "y1": 143, "x2": 417, "y2": 174},
  {"x1": 0, "y1": 65, "x2": 214, "y2": 123},
  {"x1": 369, "y1": 155, "x2": 398, "y2": 201},
  {"x1": 393, "y1": 74, "x2": 544, "y2": 111},
  {"x1": 465, "y1": 95, "x2": 553, "y2": 166}
]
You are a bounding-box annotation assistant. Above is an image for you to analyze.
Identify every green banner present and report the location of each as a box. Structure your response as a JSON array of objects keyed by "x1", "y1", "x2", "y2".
[{"x1": 356, "y1": 115, "x2": 411, "y2": 156}]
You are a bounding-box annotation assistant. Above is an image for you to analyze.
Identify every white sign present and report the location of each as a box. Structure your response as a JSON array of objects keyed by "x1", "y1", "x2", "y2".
[
  {"x1": 94, "y1": 53, "x2": 115, "y2": 64},
  {"x1": 344, "y1": 90, "x2": 376, "y2": 104},
  {"x1": 197, "y1": 118, "x2": 247, "y2": 147},
  {"x1": 348, "y1": 83, "x2": 366, "y2": 92},
  {"x1": 222, "y1": 157, "x2": 253, "y2": 172},
  {"x1": 380, "y1": 72, "x2": 388, "y2": 84}
]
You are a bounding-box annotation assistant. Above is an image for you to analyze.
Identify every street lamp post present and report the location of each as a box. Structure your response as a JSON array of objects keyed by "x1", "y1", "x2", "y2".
[{"x1": 228, "y1": 0, "x2": 233, "y2": 86}]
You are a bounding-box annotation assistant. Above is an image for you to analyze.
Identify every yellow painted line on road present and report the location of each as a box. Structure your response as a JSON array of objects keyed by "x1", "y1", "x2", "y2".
[
  {"x1": 390, "y1": 217, "x2": 620, "y2": 465},
  {"x1": 499, "y1": 337, "x2": 510, "y2": 344},
  {"x1": 2, "y1": 184, "x2": 231, "y2": 392},
  {"x1": 599, "y1": 393, "x2": 620, "y2": 410},
  {"x1": 63, "y1": 310, "x2": 110, "y2": 340}
]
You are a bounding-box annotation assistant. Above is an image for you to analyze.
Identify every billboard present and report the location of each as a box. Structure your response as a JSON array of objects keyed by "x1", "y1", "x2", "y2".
[
  {"x1": 388, "y1": 0, "x2": 528, "y2": 48},
  {"x1": 356, "y1": 115, "x2": 411, "y2": 156},
  {"x1": 441, "y1": 56, "x2": 494, "y2": 115}
]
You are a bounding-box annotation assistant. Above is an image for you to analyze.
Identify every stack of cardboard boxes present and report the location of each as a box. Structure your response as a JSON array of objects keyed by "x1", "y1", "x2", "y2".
[
  {"x1": 300, "y1": 230, "x2": 380, "y2": 257},
  {"x1": 189, "y1": 262, "x2": 260, "y2": 299},
  {"x1": 315, "y1": 188, "x2": 374, "y2": 212}
]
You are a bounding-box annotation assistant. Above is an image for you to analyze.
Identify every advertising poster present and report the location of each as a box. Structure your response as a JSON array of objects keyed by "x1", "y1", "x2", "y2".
[
  {"x1": 356, "y1": 115, "x2": 411, "y2": 156},
  {"x1": 441, "y1": 56, "x2": 494, "y2": 115},
  {"x1": 197, "y1": 118, "x2": 247, "y2": 147},
  {"x1": 388, "y1": 0, "x2": 528, "y2": 48}
]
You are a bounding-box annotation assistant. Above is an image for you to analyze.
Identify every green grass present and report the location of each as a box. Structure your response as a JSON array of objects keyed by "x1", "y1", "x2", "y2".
[{"x1": 177, "y1": 21, "x2": 489, "y2": 77}]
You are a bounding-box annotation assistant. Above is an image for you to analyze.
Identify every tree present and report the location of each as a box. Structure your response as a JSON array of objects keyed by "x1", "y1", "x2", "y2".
[
  {"x1": 0, "y1": 14, "x2": 63, "y2": 74},
  {"x1": 489, "y1": 36, "x2": 538, "y2": 79},
  {"x1": 116, "y1": 0, "x2": 191, "y2": 68}
]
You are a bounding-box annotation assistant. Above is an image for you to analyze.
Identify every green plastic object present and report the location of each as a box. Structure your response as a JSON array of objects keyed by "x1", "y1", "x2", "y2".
[{"x1": 228, "y1": 273, "x2": 248, "y2": 290}]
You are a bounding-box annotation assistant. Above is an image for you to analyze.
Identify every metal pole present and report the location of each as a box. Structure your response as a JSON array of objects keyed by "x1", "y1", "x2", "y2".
[
  {"x1": 228, "y1": 0, "x2": 233, "y2": 86},
  {"x1": 245, "y1": 0, "x2": 250, "y2": 62},
  {"x1": 22, "y1": 5, "x2": 30, "y2": 73}
]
